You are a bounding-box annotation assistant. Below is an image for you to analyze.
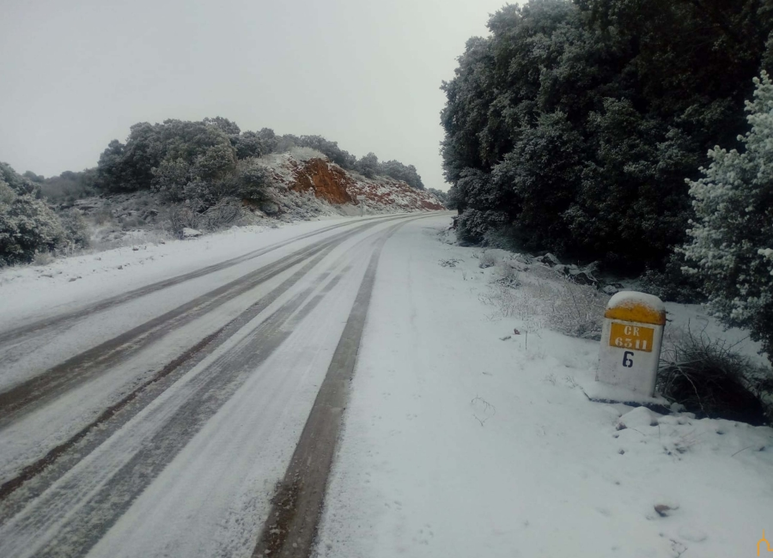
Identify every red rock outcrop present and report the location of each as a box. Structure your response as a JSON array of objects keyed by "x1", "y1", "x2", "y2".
[
  {"x1": 262, "y1": 154, "x2": 444, "y2": 213},
  {"x1": 288, "y1": 158, "x2": 356, "y2": 205}
]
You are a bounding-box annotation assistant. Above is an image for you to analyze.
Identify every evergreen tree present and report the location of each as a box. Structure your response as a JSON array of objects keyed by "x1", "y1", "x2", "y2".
[
  {"x1": 0, "y1": 163, "x2": 67, "y2": 266},
  {"x1": 440, "y1": 0, "x2": 773, "y2": 271},
  {"x1": 683, "y1": 72, "x2": 773, "y2": 360},
  {"x1": 356, "y1": 153, "x2": 379, "y2": 178}
]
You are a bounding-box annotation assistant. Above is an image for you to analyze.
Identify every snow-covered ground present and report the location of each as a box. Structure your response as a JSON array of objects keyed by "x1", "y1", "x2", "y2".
[
  {"x1": 1, "y1": 213, "x2": 771, "y2": 558},
  {"x1": 0, "y1": 213, "x2": 427, "y2": 558},
  {"x1": 317, "y1": 217, "x2": 773, "y2": 558}
]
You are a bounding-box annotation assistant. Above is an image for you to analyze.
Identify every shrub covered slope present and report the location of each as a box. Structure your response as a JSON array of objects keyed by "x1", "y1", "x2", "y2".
[{"x1": 1, "y1": 118, "x2": 430, "y2": 266}]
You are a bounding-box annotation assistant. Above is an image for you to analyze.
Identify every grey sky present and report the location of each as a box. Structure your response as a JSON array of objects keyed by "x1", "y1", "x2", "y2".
[{"x1": 1, "y1": 0, "x2": 511, "y2": 191}]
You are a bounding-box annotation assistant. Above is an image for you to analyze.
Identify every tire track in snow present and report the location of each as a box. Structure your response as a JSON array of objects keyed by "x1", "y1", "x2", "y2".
[
  {"x1": 0, "y1": 214, "x2": 401, "y2": 349},
  {"x1": 0, "y1": 215, "x2": 428, "y2": 558},
  {"x1": 0, "y1": 217, "x2": 420, "y2": 506},
  {"x1": 0, "y1": 218, "x2": 397, "y2": 429},
  {"x1": 0, "y1": 251, "x2": 357, "y2": 558},
  {"x1": 0, "y1": 243, "x2": 334, "y2": 510},
  {"x1": 253, "y1": 216, "x2": 405, "y2": 558}
]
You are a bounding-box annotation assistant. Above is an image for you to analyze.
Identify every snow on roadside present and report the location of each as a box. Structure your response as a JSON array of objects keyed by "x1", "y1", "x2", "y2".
[
  {"x1": 0, "y1": 216, "x2": 378, "y2": 331},
  {"x1": 317, "y1": 216, "x2": 773, "y2": 558}
]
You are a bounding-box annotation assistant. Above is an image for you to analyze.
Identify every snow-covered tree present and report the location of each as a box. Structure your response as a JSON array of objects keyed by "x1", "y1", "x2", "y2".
[
  {"x1": 440, "y1": 0, "x2": 773, "y2": 271},
  {"x1": 0, "y1": 167, "x2": 67, "y2": 266},
  {"x1": 356, "y1": 153, "x2": 379, "y2": 178},
  {"x1": 683, "y1": 71, "x2": 773, "y2": 360},
  {"x1": 379, "y1": 160, "x2": 425, "y2": 189}
]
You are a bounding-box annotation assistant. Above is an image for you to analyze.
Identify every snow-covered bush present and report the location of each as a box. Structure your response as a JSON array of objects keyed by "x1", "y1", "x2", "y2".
[
  {"x1": 197, "y1": 199, "x2": 244, "y2": 231},
  {"x1": 542, "y1": 273, "x2": 607, "y2": 340},
  {"x1": 477, "y1": 250, "x2": 498, "y2": 268},
  {"x1": 484, "y1": 263, "x2": 607, "y2": 339},
  {"x1": 38, "y1": 169, "x2": 97, "y2": 203},
  {"x1": 355, "y1": 152, "x2": 379, "y2": 178},
  {"x1": 640, "y1": 251, "x2": 704, "y2": 303},
  {"x1": 287, "y1": 146, "x2": 326, "y2": 162},
  {"x1": 165, "y1": 204, "x2": 199, "y2": 237},
  {"x1": 58, "y1": 208, "x2": 91, "y2": 250},
  {"x1": 233, "y1": 160, "x2": 271, "y2": 203},
  {"x1": 164, "y1": 199, "x2": 246, "y2": 238},
  {"x1": 658, "y1": 326, "x2": 772, "y2": 425},
  {"x1": 0, "y1": 167, "x2": 68, "y2": 266},
  {"x1": 683, "y1": 72, "x2": 773, "y2": 362},
  {"x1": 495, "y1": 259, "x2": 520, "y2": 288},
  {"x1": 379, "y1": 160, "x2": 425, "y2": 189},
  {"x1": 427, "y1": 188, "x2": 448, "y2": 207},
  {"x1": 457, "y1": 208, "x2": 507, "y2": 244}
]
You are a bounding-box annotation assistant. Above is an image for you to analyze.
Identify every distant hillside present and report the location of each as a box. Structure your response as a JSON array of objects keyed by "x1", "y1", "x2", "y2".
[
  {"x1": 1, "y1": 118, "x2": 444, "y2": 266},
  {"x1": 262, "y1": 152, "x2": 444, "y2": 214}
]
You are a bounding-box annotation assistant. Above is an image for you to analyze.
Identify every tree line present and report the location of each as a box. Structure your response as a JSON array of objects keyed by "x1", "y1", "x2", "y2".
[
  {"x1": 1, "y1": 118, "x2": 426, "y2": 266},
  {"x1": 96, "y1": 117, "x2": 425, "y2": 201},
  {"x1": 441, "y1": 0, "x2": 773, "y2": 358},
  {"x1": 442, "y1": 0, "x2": 770, "y2": 269}
]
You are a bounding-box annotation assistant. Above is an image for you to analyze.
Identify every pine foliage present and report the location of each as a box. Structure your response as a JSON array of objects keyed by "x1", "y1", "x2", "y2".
[{"x1": 683, "y1": 72, "x2": 773, "y2": 358}]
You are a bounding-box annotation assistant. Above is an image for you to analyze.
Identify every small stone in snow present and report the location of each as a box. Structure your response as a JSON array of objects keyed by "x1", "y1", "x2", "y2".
[
  {"x1": 654, "y1": 504, "x2": 676, "y2": 517},
  {"x1": 182, "y1": 227, "x2": 203, "y2": 238},
  {"x1": 513, "y1": 328, "x2": 521, "y2": 335}
]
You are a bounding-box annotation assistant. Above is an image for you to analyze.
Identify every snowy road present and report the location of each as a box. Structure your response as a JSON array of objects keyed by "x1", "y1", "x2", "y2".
[
  {"x1": 0, "y1": 213, "x2": 447, "y2": 558},
  {"x1": 2, "y1": 212, "x2": 772, "y2": 558}
]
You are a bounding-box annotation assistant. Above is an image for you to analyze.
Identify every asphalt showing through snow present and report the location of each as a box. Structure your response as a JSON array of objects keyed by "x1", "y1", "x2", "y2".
[
  {"x1": 0, "y1": 213, "x2": 437, "y2": 558},
  {"x1": 0, "y1": 215, "x2": 404, "y2": 429},
  {"x1": 253, "y1": 220, "x2": 400, "y2": 558}
]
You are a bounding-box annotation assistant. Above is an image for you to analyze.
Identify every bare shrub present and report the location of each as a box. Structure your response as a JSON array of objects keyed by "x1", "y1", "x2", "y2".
[
  {"x1": 658, "y1": 325, "x2": 772, "y2": 425},
  {"x1": 165, "y1": 199, "x2": 246, "y2": 238},
  {"x1": 58, "y1": 208, "x2": 91, "y2": 249},
  {"x1": 198, "y1": 199, "x2": 244, "y2": 230},
  {"x1": 32, "y1": 251, "x2": 54, "y2": 266},
  {"x1": 478, "y1": 250, "x2": 498, "y2": 269},
  {"x1": 481, "y1": 278, "x2": 545, "y2": 332},
  {"x1": 93, "y1": 208, "x2": 113, "y2": 225},
  {"x1": 483, "y1": 265, "x2": 607, "y2": 340},
  {"x1": 543, "y1": 274, "x2": 608, "y2": 340},
  {"x1": 118, "y1": 214, "x2": 145, "y2": 229},
  {"x1": 165, "y1": 205, "x2": 199, "y2": 237},
  {"x1": 494, "y1": 260, "x2": 520, "y2": 288}
]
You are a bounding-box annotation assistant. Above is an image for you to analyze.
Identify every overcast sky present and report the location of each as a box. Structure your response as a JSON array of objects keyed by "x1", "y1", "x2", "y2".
[{"x1": 0, "y1": 0, "x2": 512, "y2": 191}]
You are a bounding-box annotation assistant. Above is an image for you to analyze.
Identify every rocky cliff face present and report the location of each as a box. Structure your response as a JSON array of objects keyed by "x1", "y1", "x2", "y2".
[
  {"x1": 260, "y1": 153, "x2": 444, "y2": 215},
  {"x1": 287, "y1": 158, "x2": 356, "y2": 205}
]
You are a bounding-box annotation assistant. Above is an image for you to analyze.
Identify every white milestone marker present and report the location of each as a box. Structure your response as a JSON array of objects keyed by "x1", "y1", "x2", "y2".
[{"x1": 596, "y1": 291, "x2": 666, "y2": 398}]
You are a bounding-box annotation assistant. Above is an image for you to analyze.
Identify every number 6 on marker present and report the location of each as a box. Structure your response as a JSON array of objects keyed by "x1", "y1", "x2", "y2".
[{"x1": 622, "y1": 351, "x2": 634, "y2": 368}]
